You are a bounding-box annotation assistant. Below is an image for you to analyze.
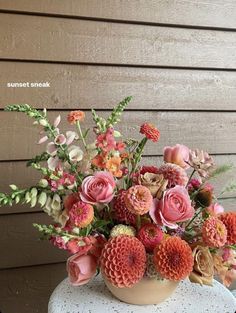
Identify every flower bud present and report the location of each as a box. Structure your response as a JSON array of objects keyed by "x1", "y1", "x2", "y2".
[
  {"x1": 38, "y1": 179, "x2": 49, "y2": 188},
  {"x1": 9, "y1": 184, "x2": 18, "y2": 190},
  {"x1": 39, "y1": 119, "x2": 48, "y2": 127},
  {"x1": 38, "y1": 192, "x2": 47, "y2": 207},
  {"x1": 31, "y1": 188, "x2": 38, "y2": 198},
  {"x1": 30, "y1": 196, "x2": 37, "y2": 207},
  {"x1": 25, "y1": 191, "x2": 31, "y2": 203},
  {"x1": 15, "y1": 195, "x2": 21, "y2": 204}
]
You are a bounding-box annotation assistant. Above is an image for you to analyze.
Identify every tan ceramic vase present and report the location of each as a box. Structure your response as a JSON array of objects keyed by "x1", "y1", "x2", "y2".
[{"x1": 104, "y1": 276, "x2": 179, "y2": 305}]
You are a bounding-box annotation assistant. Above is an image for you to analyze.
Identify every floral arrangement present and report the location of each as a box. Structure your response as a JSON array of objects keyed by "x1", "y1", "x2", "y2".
[{"x1": 1, "y1": 97, "x2": 236, "y2": 289}]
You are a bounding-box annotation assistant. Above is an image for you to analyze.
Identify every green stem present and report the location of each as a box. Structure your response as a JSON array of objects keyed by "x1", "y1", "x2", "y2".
[
  {"x1": 136, "y1": 215, "x2": 141, "y2": 230},
  {"x1": 185, "y1": 207, "x2": 204, "y2": 230},
  {"x1": 76, "y1": 121, "x2": 87, "y2": 151},
  {"x1": 186, "y1": 169, "x2": 196, "y2": 187}
]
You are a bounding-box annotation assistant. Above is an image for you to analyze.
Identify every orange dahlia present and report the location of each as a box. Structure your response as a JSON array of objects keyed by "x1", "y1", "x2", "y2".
[
  {"x1": 140, "y1": 123, "x2": 160, "y2": 142},
  {"x1": 125, "y1": 185, "x2": 152, "y2": 215},
  {"x1": 153, "y1": 237, "x2": 194, "y2": 281},
  {"x1": 219, "y1": 212, "x2": 236, "y2": 245},
  {"x1": 202, "y1": 216, "x2": 227, "y2": 248},
  {"x1": 100, "y1": 235, "x2": 146, "y2": 287},
  {"x1": 67, "y1": 110, "x2": 85, "y2": 124},
  {"x1": 113, "y1": 190, "x2": 136, "y2": 225}
]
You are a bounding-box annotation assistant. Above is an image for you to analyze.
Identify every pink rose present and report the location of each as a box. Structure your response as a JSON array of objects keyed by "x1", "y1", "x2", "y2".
[
  {"x1": 80, "y1": 171, "x2": 116, "y2": 204},
  {"x1": 67, "y1": 253, "x2": 97, "y2": 286},
  {"x1": 206, "y1": 203, "x2": 224, "y2": 216},
  {"x1": 164, "y1": 144, "x2": 190, "y2": 169},
  {"x1": 150, "y1": 185, "x2": 194, "y2": 229}
]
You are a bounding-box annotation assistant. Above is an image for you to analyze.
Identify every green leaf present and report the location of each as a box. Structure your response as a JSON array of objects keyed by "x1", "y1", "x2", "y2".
[
  {"x1": 209, "y1": 164, "x2": 234, "y2": 179},
  {"x1": 106, "y1": 96, "x2": 132, "y2": 128}
]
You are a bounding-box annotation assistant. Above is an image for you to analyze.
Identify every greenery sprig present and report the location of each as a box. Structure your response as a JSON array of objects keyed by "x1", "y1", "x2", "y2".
[{"x1": 92, "y1": 96, "x2": 132, "y2": 133}]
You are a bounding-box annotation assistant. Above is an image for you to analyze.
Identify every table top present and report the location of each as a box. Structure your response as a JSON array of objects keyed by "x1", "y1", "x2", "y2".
[{"x1": 48, "y1": 275, "x2": 236, "y2": 313}]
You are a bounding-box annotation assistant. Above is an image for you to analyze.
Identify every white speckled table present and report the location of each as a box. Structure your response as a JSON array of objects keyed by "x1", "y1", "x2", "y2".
[{"x1": 48, "y1": 276, "x2": 236, "y2": 313}]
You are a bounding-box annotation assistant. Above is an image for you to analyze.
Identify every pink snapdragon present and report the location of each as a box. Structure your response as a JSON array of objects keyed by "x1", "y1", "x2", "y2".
[{"x1": 96, "y1": 127, "x2": 116, "y2": 152}]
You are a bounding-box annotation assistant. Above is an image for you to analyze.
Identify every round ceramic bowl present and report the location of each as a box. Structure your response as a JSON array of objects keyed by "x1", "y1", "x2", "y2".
[{"x1": 104, "y1": 276, "x2": 179, "y2": 305}]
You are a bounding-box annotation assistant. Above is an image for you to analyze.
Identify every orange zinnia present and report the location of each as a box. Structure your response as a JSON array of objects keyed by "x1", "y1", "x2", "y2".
[
  {"x1": 67, "y1": 110, "x2": 85, "y2": 124},
  {"x1": 105, "y1": 156, "x2": 122, "y2": 177}
]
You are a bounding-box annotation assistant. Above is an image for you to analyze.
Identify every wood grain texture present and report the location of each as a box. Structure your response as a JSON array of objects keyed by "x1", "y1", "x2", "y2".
[
  {"x1": 1, "y1": 0, "x2": 236, "y2": 29},
  {"x1": 1, "y1": 14, "x2": 236, "y2": 69},
  {"x1": 0, "y1": 154, "x2": 235, "y2": 214},
  {"x1": 1, "y1": 111, "x2": 236, "y2": 161},
  {"x1": 2, "y1": 61, "x2": 236, "y2": 110},
  {"x1": 0, "y1": 262, "x2": 66, "y2": 313},
  {"x1": 0, "y1": 212, "x2": 68, "y2": 269}
]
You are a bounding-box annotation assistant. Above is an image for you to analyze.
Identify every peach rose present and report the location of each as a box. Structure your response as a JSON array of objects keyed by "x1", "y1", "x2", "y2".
[
  {"x1": 67, "y1": 253, "x2": 97, "y2": 286},
  {"x1": 80, "y1": 171, "x2": 116, "y2": 204},
  {"x1": 189, "y1": 245, "x2": 214, "y2": 286},
  {"x1": 138, "y1": 172, "x2": 168, "y2": 198},
  {"x1": 150, "y1": 185, "x2": 194, "y2": 229},
  {"x1": 164, "y1": 144, "x2": 190, "y2": 169}
]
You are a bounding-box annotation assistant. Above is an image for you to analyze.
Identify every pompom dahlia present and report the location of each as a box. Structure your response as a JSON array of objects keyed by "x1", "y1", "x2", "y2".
[
  {"x1": 68, "y1": 201, "x2": 94, "y2": 228},
  {"x1": 140, "y1": 123, "x2": 160, "y2": 142},
  {"x1": 153, "y1": 237, "x2": 194, "y2": 281},
  {"x1": 125, "y1": 185, "x2": 153, "y2": 215},
  {"x1": 100, "y1": 235, "x2": 146, "y2": 287},
  {"x1": 138, "y1": 223, "x2": 164, "y2": 252},
  {"x1": 110, "y1": 224, "x2": 136, "y2": 237},
  {"x1": 219, "y1": 212, "x2": 236, "y2": 245},
  {"x1": 202, "y1": 216, "x2": 227, "y2": 248},
  {"x1": 113, "y1": 190, "x2": 136, "y2": 225},
  {"x1": 158, "y1": 163, "x2": 188, "y2": 187}
]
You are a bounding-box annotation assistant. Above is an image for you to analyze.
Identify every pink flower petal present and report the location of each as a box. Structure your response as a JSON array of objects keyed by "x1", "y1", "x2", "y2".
[
  {"x1": 37, "y1": 136, "x2": 48, "y2": 144},
  {"x1": 54, "y1": 115, "x2": 61, "y2": 127}
]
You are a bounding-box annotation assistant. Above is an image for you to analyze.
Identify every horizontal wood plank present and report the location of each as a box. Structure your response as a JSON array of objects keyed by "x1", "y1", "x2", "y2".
[
  {"x1": 0, "y1": 212, "x2": 68, "y2": 269},
  {"x1": 0, "y1": 262, "x2": 66, "y2": 313},
  {"x1": 0, "y1": 0, "x2": 236, "y2": 29},
  {"x1": 0, "y1": 154, "x2": 235, "y2": 214},
  {"x1": 1, "y1": 14, "x2": 236, "y2": 69},
  {"x1": 1, "y1": 111, "x2": 236, "y2": 161},
  {"x1": 2, "y1": 62, "x2": 236, "y2": 110}
]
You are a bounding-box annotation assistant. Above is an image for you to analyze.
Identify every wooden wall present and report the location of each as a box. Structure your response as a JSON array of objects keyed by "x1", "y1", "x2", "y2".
[{"x1": 0, "y1": 1, "x2": 236, "y2": 312}]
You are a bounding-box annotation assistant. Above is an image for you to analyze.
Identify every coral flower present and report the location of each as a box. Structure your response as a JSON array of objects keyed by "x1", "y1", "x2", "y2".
[
  {"x1": 100, "y1": 235, "x2": 146, "y2": 287},
  {"x1": 105, "y1": 156, "x2": 123, "y2": 177},
  {"x1": 91, "y1": 153, "x2": 107, "y2": 169},
  {"x1": 68, "y1": 201, "x2": 94, "y2": 228},
  {"x1": 164, "y1": 144, "x2": 190, "y2": 169},
  {"x1": 112, "y1": 190, "x2": 136, "y2": 226},
  {"x1": 137, "y1": 223, "x2": 164, "y2": 252},
  {"x1": 96, "y1": 127, "x2": 116, "y2": 152},
  {"x1": 67, "y1": 110, "x2": 85, "y2": 124},
  {"x1": 202, "y1": 216, "x2": 227, "y2": 248},
  {"x1": 139, "y1": 166, "x2": 159, "y2": 175},
  {"x1": 140, "y1": 123, "x2": 160, "y2": 142},
  {"x1": 158, "y1": 163, "x2": 188, "y2": 187},
  {"x1": 219, "y1": 212, "x2": 236, "y2": 245},
  {"x1": 125, "y1": 185, "x2": 153, "y2": 215},
  {"x1": 153, "y1": 237, "x2": 194, "y2": 281}
]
